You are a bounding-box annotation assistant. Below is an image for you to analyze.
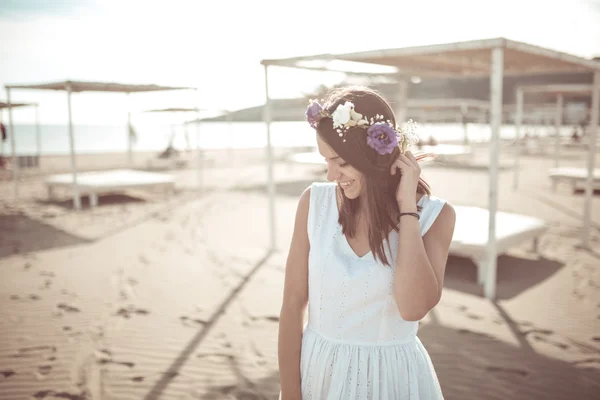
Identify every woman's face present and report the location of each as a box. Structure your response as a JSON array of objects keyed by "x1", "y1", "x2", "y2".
[{"x1": 317, "y1": 135, "x2": 365, "y2": 200}]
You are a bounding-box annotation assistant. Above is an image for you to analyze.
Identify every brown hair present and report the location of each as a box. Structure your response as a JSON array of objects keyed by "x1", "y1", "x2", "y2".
[{"x1": 316, "y1": 86, "x2": 431, "y2": 266}]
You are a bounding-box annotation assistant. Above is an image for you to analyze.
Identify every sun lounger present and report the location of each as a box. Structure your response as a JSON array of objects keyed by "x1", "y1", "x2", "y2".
[
  {"x1": 45, "y1": 169, "x2": 175, "y2": 207},
  {"x1": 450, "y1": 205, "x2": 548, "y2": 288},
  {"x1": 548, "y1": 167, "x2": 600, "y2": 192},
  {"x1": 290, "y1": 144, "x2": 474, "y2": 166},
  {"x1": 417, "y1": 144, "x2": 474, "y2": 163}
]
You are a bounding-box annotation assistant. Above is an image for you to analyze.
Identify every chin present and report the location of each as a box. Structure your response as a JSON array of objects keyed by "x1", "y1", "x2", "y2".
[{"x1": 342, "y1": 188, "x2": 360, "y2": 200}]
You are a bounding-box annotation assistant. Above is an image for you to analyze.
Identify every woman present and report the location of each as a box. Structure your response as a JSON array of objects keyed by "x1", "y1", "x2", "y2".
[{"x1": 278, "y1": 86, "x2": 456, "y2": 399}]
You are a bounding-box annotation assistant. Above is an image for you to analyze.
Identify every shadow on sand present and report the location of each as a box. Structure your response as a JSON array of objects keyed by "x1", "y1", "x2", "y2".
[
  {"x1": 37, "y1": 193, "x2": 148, "y2": 210},
  {"x1": 420, "y1": 307, "x2": 600, "y2": 400},
  {"x1": 197, "y1": 309, "x2": 599, "y2": 400},
  {"x1": 142, "y1": 249, "x2": 274, "y2": 400},
  {"x1": 0, "y1": 214, "x2": 91, "y2": 259},
  {"x1": 444, "y1": 254, "x2": 564, "y2": 300}
]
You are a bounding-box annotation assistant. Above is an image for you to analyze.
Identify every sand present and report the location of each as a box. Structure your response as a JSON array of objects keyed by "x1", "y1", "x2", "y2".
[{"x1": 0, "y1": 144, "x2": 599, "y2": 399}]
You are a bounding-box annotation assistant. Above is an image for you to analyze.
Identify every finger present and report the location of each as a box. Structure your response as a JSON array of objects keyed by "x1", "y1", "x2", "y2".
[
  {"x1": 391, "y1": 158, "x2": 410, "y2": 175},
  {"x1": 405, "y1": 151, "x2": 418, "y2": 165},
  {"x1": 396, "y1": 154, "x2": 413, "y2": 168}
]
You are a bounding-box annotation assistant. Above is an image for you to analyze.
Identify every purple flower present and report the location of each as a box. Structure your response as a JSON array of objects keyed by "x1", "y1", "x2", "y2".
[
  {"x1": 366, "y1": 122, "x2": 398, "y2": 155},
  {"x1": 305, "y1": 100, "x2": 323, "y2": 129}
]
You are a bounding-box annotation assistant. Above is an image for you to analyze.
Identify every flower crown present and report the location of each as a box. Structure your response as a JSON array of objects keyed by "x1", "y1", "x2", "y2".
[{"x1": 305, "y1": 99, "x2": 418, "y2": 155}]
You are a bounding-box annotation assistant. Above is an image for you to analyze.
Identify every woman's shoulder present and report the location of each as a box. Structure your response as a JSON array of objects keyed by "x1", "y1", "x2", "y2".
[
  {"x1": 308, "y1": 181, "x2": 337, "y2": 199},
  {"x1": 418, "y1": 193, "x2": 448, "y2": 208}
]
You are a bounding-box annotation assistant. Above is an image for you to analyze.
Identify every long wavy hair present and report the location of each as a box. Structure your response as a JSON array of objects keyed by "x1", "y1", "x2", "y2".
[{"x1": 316, "y1": 86, "x2": 431, "y2": 266}]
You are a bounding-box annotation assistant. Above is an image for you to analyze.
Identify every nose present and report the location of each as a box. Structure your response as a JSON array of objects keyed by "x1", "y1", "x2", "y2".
[{"x1": 326, "y1": 162, "x2": 342, "y2": 182}]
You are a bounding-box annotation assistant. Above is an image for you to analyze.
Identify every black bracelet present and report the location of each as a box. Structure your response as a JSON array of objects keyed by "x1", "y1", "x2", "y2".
[{"x1": 399, "y1": 212, "x2": 420, "y2": 220}]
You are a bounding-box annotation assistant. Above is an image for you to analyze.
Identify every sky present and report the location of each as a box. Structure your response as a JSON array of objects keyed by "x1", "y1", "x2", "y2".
[{"x1": 0, "y1": 0, "x2": 599, "y2": 124}]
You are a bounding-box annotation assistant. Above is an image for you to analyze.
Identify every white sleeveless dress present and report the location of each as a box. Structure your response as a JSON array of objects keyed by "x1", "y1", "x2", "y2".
[{"x1": 300, "y1": 182, "x2": 446, "y2": 399}]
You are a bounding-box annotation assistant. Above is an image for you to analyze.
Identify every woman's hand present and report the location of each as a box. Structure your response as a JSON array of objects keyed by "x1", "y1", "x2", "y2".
[{"x1": 390, "y1": 150, "x2": 421, "y2": 211}]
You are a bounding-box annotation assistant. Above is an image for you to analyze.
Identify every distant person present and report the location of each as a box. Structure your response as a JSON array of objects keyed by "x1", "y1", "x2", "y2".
[
  {"x1": 426, "y1": 135, "x2": 438, "y2": 146},
  {"x1": 0, "y1": 121, "x2": 6, "y2": 156},
  {"x1": 571, "y1": 126, "x2": 581, "y2": 143},
  {"x1": 278, "y1": 86, "x2": 454, "y2": 399}
]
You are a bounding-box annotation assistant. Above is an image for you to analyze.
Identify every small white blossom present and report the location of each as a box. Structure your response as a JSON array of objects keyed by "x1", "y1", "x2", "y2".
[{"x1": 331, "y1": 101, "x2": 354, "y2": 128}]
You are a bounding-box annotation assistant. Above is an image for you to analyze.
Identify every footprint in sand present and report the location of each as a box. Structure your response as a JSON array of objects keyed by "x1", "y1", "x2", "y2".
[
  {"x1": 32, "y1": 390, "x2": 85, "y2": 400},
  {"x1": 0, "y1": 370, "x2": 16, "y2": 379},
  {"x1": 592, "y1": 337, "x2": 600, "y2": 343},
  {"x1": 572, "y1": 357, "x2": 600, "y2": 367},
  {"x1": 24, "y1": 262, "x2": 33, "y2": 270},
  {"x1": 138, "y1": 255, "x2": 150, "y2": 265},
  {"x1": 40, "y1": 271, "x2": 55, "y2": 278},
  {"x1": 13, "y1": 345, "x2": 56, "y2": 359},
  {"x1": 40, "y1": 279, "x2": 53, "y2": 290},
  {"x1": 36, "y1": 364, "x2": 53, "y2": 376},
  {"x1": 521, "y1": 328, "x2": 554, "y2": 336},
  {"x1": 9, "y1": 294, "x2": 20, "y2": 300},
  {"x1": 94, "y1": 349, "x2": 135, "y2": 368},
  {"x1": 531, "y1": 334, "x2": 570, "y2": 350},
  {"x1": 132, "y1": 376, "x2": 145, "y2": 382},
  {"x1": 180, "y1": 316, "x2": 208, "y2": 327},
  {"x1": 60, "y1": 289, "x2": 77, "y2": 297},
  {"x1": 457, "y1": 329, "x2": 490, "y2": 339},
  {"x1": 486, "y1": 366, "x2": 529, "y2": 377},
  {"x1": 115, "y1": 306, "x2": 150, "y2": 319},
  {"x1": 127, "y1": 278, "x2": 139, "y2": 286},
  {"x1": 57, "y1": 303, "x2": 81, "y2": 313}
]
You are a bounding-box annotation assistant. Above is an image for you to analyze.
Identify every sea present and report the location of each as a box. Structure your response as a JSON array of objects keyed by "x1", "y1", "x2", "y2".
[{"x1": 0, "y1": 121, "x2": 573, "y2": 156}]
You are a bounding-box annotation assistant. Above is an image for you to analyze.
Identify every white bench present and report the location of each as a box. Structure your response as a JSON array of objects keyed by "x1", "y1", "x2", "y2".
[
  {"x1": 450, "y1": 206, "x2": 548, "y2": 288},
  {"x1": 45, "y1": 169, "x2": 175, "y2": 207},
  {"x1": 548, "y1": 167, "x2": 600, "y2": 192}
]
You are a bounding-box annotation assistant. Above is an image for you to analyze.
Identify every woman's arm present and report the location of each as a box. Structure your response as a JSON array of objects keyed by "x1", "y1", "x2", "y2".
[
  {"x1": 278, "y1": 187, "x2": 310, "y2": 400},
  {"x1": 393, "y1": 200, "x2": 456, "y2": 321}
]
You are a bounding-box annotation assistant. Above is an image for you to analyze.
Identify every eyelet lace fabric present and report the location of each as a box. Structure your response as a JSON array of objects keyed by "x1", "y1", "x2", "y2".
[{"x1": 300, "y1": 182, "x2": 446, "y2": 399}]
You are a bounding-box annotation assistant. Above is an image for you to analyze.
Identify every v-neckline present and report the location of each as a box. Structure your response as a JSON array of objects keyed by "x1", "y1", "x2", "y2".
[
  {"x1": 333, "y1": 186, "x2": 427, "y2": 260},
  {"x1": 333, "y1": 187, "x2": 373, "y2": 260}
]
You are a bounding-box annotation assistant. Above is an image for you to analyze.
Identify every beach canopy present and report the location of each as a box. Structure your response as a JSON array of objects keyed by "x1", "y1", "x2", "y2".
[
  {"x1": 261, "y1": 37, "x2": 600, "y2": 300},
  {"x1": 512, "y1": 83, "x2": 598, "y2": 243},
  {"x1": 4, "y1": 80, "x2": 196, "y2": 210},
  {"x1": 6, "y1": 81, "x2": 193, "y2": 93},
  {"x1": 264, "y1": 38, "x2": 599, "y2": 76},
  {"x1": 0, "y1": 101, "x2": 41, "y2": 158},
  {"x1": 0, "y1": 102, "x2": 32, "y2": 109},
  {"x1": 144, "y1": 107, "x2": 203, "y2": 113},
  {"x1": 141, "y1": 107, "x2": 208, "y2": 187}
]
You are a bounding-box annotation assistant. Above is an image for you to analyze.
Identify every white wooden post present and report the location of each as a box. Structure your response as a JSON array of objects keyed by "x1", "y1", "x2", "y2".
[
  {"x1": 582, "y1": 71, "x2": 600, "y2": 248},
  {"x1": 126, "y1": 92, "x2": 133, "y2": 167},
  {"x1": 513, "y1": 88, "x2": 523, "y2": 190},
  {"x1": 35, "y1": 104, "x2": 41, "y2": 158},
  {"x1": 195, "y1": 108, "x2": 203, "y2": 190},
  {"x1": 7, "y1": 88, "x2": 18, "y2": 198},
  {"x1": 66, "y1": 83, "x2": 81, "y2": 210},
  {"x1": 554, "y1": 94, "x2": 563, "y2": 168},
  {"x1": 226, "y1": 109, "x2": 234, "y2": 163},
  {"x1": 394, "y1": 77, "x2": 408, "y2": 123},
  {"x1": 0, "y1": 108, "x2": 4, "y2": 156},
  {"x1": 263, "y1": 64, "x2": 277, "y2": 251},
  {"x1": 460, "y1": 102, "x2": 469, "y2": 144},
  {"x1": 485, "y1": 47, "x2": 504, "y2": 300}
]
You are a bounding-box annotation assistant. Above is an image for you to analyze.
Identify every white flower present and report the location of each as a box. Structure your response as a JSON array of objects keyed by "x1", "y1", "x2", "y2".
[
  {"x1": 399, "y1": 119, "x2": 420, "y2": 152},
  {"x1": 350, "y1": 108, "x2": 362, "y2": 122},
  {"x1": 332, "y1": 101, "x2": 354, "y2": 128}
]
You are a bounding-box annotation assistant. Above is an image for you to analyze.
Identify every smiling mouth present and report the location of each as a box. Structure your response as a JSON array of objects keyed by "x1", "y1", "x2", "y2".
[{"x1": 339, "y1": 180, "x2": 355, "y2": 188}]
